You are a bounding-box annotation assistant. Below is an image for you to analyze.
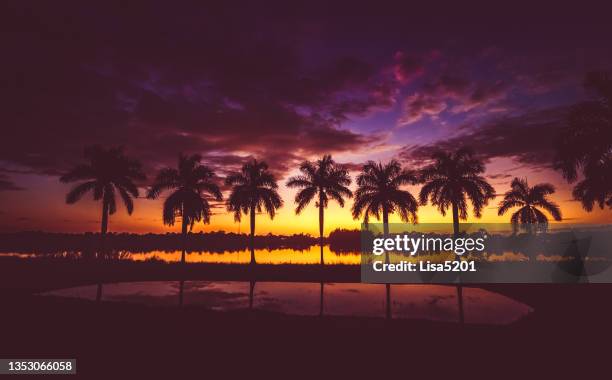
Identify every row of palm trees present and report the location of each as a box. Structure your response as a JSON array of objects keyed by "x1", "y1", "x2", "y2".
[{"x1": 60, "y1": 146, "x2": 563, "y2": 265}]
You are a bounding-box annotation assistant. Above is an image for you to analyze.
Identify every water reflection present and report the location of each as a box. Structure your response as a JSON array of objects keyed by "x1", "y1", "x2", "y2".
[
  {"x1": 1, "y1": 247, "x2": 592, "y2": 265},
  {"x1": 129, "y1": 245, "x2": 361, "y2": 265},
  {"x1": 44, "y1": 281, "x2": 533, "y2": 325}
]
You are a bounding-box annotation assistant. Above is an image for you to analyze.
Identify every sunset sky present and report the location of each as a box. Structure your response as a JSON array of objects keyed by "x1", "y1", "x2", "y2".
[{"x1": 1, "y1": 2, "x2": 611, "y2": 235}]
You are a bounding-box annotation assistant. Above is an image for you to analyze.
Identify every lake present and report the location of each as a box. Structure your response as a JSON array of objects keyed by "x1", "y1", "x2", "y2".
[{"x1": 43, "y1": 281, "x2": 533, "y2": 325}]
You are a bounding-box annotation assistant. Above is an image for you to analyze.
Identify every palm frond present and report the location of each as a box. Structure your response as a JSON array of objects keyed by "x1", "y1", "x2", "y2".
[
  {"x1": 117, "y1": 186, "x2": 135, "y2": 215},
  {"x1": 65, "y1": 181, "x2": 97, "y2": 204}
]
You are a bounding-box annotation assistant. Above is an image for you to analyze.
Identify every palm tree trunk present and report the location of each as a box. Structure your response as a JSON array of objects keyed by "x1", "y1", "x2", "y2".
[
  {"x1": 527, "y1": 209, "x2": 534, "y2": 235},
  {"x1": 319, "y1": 191, "x2": 324, "y2": 266},
  {"x1": 181, "y1": 213, "x2": 188, "y2": 265},
  {"x1": 101, "y1": 198, "x2": 109, "y2": 236},
  {"x1": 99, "y1": 197, "x2": 109, "y2": 260},
  {"x1": 383, "y1": 208, "x2": 392, "y2": 312},
  {"x1": 451, "y1": 201, "x2": 459, "y2": 237},
  {"x1": 97, "y1": 198, "x2": 109, "y2": 298},
  {"x1": 249, "y1": 204, "x2": 256, "y2": 265},
  {"x1": 451, "y1": 201, "x2": 464, "y2": 325},
  {"x1": 382, "y1": 208, "x2": 390, "y2": 235},
  {"x1": 382, "y1": 207, "x2": 390, "y2": 264}
]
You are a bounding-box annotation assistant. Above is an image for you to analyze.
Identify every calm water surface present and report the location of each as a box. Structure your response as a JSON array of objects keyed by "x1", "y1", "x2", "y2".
[
  {"x1": 3, "y1": 245, "x2": 541, "y2": 265},
  {"x1": 44, "y1": 281, "x2": 533, "y2": 325}
]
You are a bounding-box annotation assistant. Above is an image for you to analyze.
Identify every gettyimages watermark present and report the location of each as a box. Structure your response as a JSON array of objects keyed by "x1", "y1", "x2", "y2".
[{"x1": 360, "y1": 223, "x2": 612, "y2": 284}]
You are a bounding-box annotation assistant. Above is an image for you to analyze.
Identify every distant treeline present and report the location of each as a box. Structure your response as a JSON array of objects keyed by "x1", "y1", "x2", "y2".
[
  {"x1": 1, "y1": 228, "x2": 610, "y2": 259},
  {"x1": 0, "y1": 231, "x2": 319, "y2": 254}
]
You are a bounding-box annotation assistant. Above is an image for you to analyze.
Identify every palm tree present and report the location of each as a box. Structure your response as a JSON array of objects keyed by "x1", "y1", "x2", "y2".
[
  {"x1": 554, "y1": 71, "x2": 612, "y2": 211},
  {"x1": 60, "y1": 146, "x2": 145, "y2": 237},
  {"x1": 352, "y1": 160, "x2": 419, "y2": 237},
  {"x1": 226, "y1": 159, "x2": 283, "y2": 265},
  {"x1": 286, "y1": 155, "x2": 352, "y2": 265},
  {"x1": 61, "y1": 146, "x2": 145, "y2": 302},
  {"x1": 351, "y1": 161, "x2": 416, "y2": 323},
  {"x1": 146, "y1": 154, "x2": 223, "y2": 264},
  {"x1": 418, "y1": 148, "x2": 493, "y2": 325},
  {"x1": 498, "y1": 178, "x2": 562, "y2": 233},
  {"x1": 419, "y1": 148, "x2": 495, "y2": 236}
]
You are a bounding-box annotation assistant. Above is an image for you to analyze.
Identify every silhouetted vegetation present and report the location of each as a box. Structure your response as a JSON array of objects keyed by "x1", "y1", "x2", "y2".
[
  {"x1": 352, "y1": 160, "x2": 419, "y2": 234},
  {"x1": 419, "y1": 148, "x2": 495, "y2": 236},
  {"x1": 325, "y1": 227, "x2": 612, "y2": 260},
  {"x1": 328, "y1": 229, "x2": 372, "y2": 252},
  {"x1": 147, "y1": 154, "x2": 223, "y2": 263},
  {"x1": 0, "y1": 231, "x2": 318, "y2": 255},
  {"x1": 60, "y1": 146, "x2": 146, "y2": 235},
  {"x1": 287, "y1": 155, "x2": 352, "y2": 265},
  {"x1": 498, "y1": 178, "x2": 562, "y2": 233},
  {"x1": 226, "y1": 159, "x2": 283, "y2": 264},
  {"x1": 554, "y1": 71, "x2": 612, "y2": 211}
]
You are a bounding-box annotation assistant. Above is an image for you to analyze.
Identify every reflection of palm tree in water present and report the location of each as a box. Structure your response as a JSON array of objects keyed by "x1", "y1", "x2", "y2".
[
  {"x1": 95, "y1": 243, "x2": 106, "y2": 303},
  {"x1": 178, "y1": 280, "x2": 185, "y2": 307},
  {"x1": 96, "y1": 282, "x2": 103, "y2": 302},
  {"x1": 319, "y1": 283, "x2": 324, "y2": 317},
  {"x1": 177, "y1": 247, "x2": 190, "y2": 307},
  {"x1": 249, "y1": 280, "x2": 256, "y2": 310},
  {"x1": 457, "y1": 286, "x2": 464, "y2": 324},
  {"x1": 385, "y1": 284, "x2": 391, "y2": 320}
]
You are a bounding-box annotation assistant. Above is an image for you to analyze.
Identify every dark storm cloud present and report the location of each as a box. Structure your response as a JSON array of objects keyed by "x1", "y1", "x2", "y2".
[
  {"x1": 0, "y1": 174, "x2": 24, "y2": 191},
  {"x1": 1, "y1": 0, "x2": 612, "y2": 188},
  {"x1": 422, "y1": 75, "x2": 472, "y2": 98},
  {"x1": 399, "y1": 106, "x2": 571, "y2": 168},
  {"x1": 0, "y1": 1, "x2": 390, "y2": 182},
  {"x1": 393, "y1": 50, "x2": 440, "y2": 84},
  {"x1": 399, "y1": 62, "x2": 513, "y2": 126}
]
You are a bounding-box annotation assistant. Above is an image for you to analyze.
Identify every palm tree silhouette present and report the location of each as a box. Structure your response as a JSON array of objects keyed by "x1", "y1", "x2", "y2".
[
  {"x1": 60, "y1": 146, "x2": 144, "y2": 302},
  {"x1": 498, "y1": 177, "x2": 562, "y2": 234},
  {"x1": 352, "y1": 160, "x2": 418, "y2": 268},
  {"x1": 554, "y1": 71, "x2": 612, "y2": 211},
  {"x1": 286, "y1": 155, "x2": 352, "y2": 265},
  {"x1": 226, "y1": 159, "x2": 282, "y2": 265},
  {"x1": 419, "y1": 148, "x2": 495, "y2": 236},
  {"x1": 60, "y1": 146, "x2": 145, "y2": 236},
  {"x1": 352, "y1": 160, "x2": 419, "y2": 236},
  {"x1": 418, "y1": 148, "x2": 492, "y2": 325},
  {"x1": 146, "y1": 154, "x2": 222, "y2": 264}
]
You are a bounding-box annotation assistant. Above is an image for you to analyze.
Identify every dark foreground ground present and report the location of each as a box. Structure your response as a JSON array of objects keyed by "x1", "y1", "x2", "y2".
[{"x1": 1, "y1": 257, "x2": 611, "y2": 378}]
